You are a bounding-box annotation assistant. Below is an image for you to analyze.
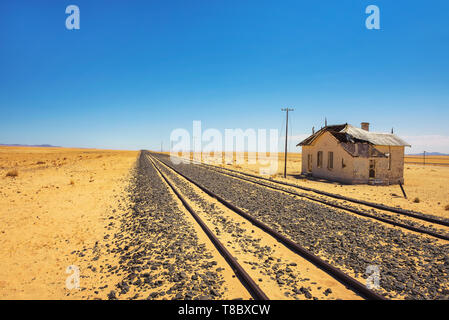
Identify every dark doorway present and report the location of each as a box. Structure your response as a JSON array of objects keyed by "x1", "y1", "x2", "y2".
[{"x1": 369, "y1": 160, "x2": 376, "y2": 178}]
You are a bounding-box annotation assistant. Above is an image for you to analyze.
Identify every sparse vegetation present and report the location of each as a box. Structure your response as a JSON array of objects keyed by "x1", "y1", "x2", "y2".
[
  {"x1": 5, "y1": 169, "x2": 18, "y2": 177},
  {"x1": 70, "y1": 179, "x2": 75, "y2": 185},
  {"x1": 413, "y1": 197, "x2": 420, "y2": 203},
  {"x1": 445, "y1": 204, "x2": 449, "y2": 211},
  {"x1": 36, "y1": 161, "x2": 45, "y2": 165}
]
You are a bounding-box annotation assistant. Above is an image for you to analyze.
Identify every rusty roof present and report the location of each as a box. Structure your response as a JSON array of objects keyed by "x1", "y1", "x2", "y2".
[{"x1": 297, "y1": 124, "x2": 411, "y2": 147}]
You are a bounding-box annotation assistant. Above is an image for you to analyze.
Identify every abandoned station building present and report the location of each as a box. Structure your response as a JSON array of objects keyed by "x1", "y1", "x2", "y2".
[{"x1": 297, "y1": 122, "x2": 410, "y2": 185}]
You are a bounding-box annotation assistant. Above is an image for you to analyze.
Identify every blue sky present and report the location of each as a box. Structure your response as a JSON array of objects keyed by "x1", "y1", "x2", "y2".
[{"x1": 1, "y1": 0, "x2": 448, "y2": 153}]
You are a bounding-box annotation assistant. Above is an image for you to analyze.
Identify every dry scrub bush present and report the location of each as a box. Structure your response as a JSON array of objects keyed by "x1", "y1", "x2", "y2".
[
  {"x1": 5, "y1": 169, "x2": 18, "y2": 177},
  {"x1": 413, "y1": 197, "x2": 420, "y2": 203},
  {"x1": 445, "y1": 204, "x2": 449, "y2": 211},
  {"x1": 70, "y1": 179, "x2": 75, "y2": 185}
]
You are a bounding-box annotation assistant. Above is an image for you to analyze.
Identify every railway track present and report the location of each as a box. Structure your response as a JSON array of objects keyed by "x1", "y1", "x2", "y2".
[
  {"x1": 147, "y1": 152, "x2": 385, "y2": 300},
  {"x1": 180, "y1": 158, "x2": 449, "y2": 241},
  {"x1": 144, "y1": 154, "x2": 268, "y2": 300},
  {"x1": 194, "y1": 159, "x2": 449, "y2": 228}
]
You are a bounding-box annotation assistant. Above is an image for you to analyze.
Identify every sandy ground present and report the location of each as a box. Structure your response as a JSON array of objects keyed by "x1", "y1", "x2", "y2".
[
  {"x1": 176, "y1": 152, "x2": 449, "y2": 219},
  {"x1": 0, "y1": 146, "x2": 137, "y2": 299},
  {"x1": 2, "y1": 147, "x2": 447, "y2": 299},
  {"x1": 405, "y1": 155, "x2": 449, "y2": 165}
]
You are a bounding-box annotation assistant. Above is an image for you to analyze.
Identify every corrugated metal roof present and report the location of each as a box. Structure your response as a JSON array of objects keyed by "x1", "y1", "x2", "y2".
[
  {"x1": 297, "y1": 124, "x2": 411, "y2": 147},
  {"x1": 297, "y1": 124, "x2": 347, "y2": 146},
  {"x1": 343, "y1": 125, "x2": 411, "y2": 146}
]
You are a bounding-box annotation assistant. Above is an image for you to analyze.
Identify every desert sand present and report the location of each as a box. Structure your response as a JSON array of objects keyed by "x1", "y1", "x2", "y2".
[
  {"x1": 1, "y1": 148, "x2": 448, "y2": 299},
  {"x1": 0, "y1": 146, "x2": 137, "y2": 299}
]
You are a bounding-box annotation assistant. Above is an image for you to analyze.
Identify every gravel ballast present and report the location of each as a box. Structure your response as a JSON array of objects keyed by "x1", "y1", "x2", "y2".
[
  {"x1": 152, "y1": 153, "x2": 449, "y2": 300},
  {"x1": 81, "y1": 152, "x2": 228, "y2": 300}
]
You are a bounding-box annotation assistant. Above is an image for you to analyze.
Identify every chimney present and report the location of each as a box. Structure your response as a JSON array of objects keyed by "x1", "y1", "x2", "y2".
[{"x1": 361, "y1": 122, "x2": 370, "y2": 131}]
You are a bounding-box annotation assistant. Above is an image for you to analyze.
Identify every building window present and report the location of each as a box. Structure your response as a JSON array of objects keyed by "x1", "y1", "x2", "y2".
[
  {"x1": 328, "y1": 152, "x2": 334, "y2": 170},
  {"x1": 317, "y1": 151, "x2": 323, "y2": 168}
]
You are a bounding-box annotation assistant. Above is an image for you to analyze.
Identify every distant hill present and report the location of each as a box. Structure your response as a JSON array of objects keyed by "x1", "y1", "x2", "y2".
[
  {"x1": 407, "y1": 152, "x2": 449, "y2": 156},
  {"x1": 0, "y1": 143, "x2": 61, "y2": 148}
]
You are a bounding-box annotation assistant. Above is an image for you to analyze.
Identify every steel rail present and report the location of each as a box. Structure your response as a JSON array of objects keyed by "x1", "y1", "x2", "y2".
[
  {"x1": 183, "y1": 158, "x2": 449, "y2": 241},
  {"x1": 149, "y1": 152, "x2": 386, "y2": 300},
  {"x1": 184, "y1": 157, "x2": 449, "y2": 228},
  {"x1": 143, "y1": 154, "x2": 269, "y2": 301}
]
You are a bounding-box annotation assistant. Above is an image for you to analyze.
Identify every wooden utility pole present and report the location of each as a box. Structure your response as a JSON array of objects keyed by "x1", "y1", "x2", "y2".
[
  {"x1": 423, "y1": 151, "x2": 426, "y2": 166},
  {"x1": 281, "y1": 108, "x2": 294, "y2": 178}
]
